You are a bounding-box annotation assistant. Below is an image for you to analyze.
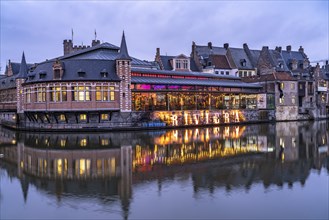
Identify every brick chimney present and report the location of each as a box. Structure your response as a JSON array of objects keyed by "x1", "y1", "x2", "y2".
[
  {"x1": 298, "y1": 46, "x2": 304, "y2": 54},
  {"x1": 92, "y1": 39, "x2": 100, "y2": 47},
  {"x1": 275, "y1": 46, "x2": 282, "y2": 53},
  {"x1": 286, "y1": 45, "x2": 291, "y2": 52},
  {"x1": 224, "y1": 43, "x2": 229, "y2": 50}
]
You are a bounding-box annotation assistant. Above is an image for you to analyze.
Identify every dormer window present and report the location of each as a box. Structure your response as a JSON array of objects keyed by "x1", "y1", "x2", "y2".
[
  {"x1": 278, "y1": 63, "x2": 283, "y2": 68},
  {"x1": 173, "y1": 56, "x2": 190, "y2": 71},
  {"x1": 52, "y1": 60, "x2": 64, "y2": 80},
  {"x1": 240, "y1": 59, "x2": 246, "y2": 67},
  {"x1": 39, "y1": 71, "x2": 47, "y2": 79},
  {"x1": 78, "y1": 69, "x2": 86, "y2": 78},
  {"x1": 100, "y1": 69, "x2": 108, "y2": 78}
]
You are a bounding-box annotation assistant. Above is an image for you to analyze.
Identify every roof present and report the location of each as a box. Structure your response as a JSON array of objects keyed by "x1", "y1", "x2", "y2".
[
  {"x1": 132, "y1": 67, "x2": 241, "y2": 80},
  {"x1": 242, "y1": 72, "x2": 297, "y2": 83},
  {"x1": 229, "y1": 48, "x2": 255, "y2": 70},
  {"x1": 0, "y1": 74, "x2": 17, "y2": 90},
  {"x1": 17, "y1": 52, "x2": 28, "y2": 79},
  {"x1": 116, "y1": 32, "x2": 131, "y2": 60},
  {"x1": 209, "y1": 54, "x2": 232, "y2": 69},
  {"x1": 25, "y1": 59, "x2": 120, "y2": 83},
  {"x1": 132, "y1": 76, "x2": 262, "y2": 89},
  {"x1": 195, "y1": 45, "x2": 227, "y2": 57}
]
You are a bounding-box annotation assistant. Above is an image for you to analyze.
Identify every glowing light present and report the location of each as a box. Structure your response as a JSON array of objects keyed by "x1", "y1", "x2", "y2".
[
  {"x1": 171, "y1": 114, "x2": 178, "y2": 126},
  {"x1": 224, "y1": 112, "x2": 230, "y2": 123}
]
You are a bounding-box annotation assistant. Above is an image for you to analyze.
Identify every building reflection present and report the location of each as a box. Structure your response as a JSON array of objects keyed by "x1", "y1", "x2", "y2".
[{"x1": 0, "y1": 121, "x2": 328, "y2": 218}]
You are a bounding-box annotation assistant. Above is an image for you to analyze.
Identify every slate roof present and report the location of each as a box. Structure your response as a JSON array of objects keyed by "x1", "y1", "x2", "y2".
[
  {"x1": 25, "y1": 59, "x2": 120, "y2": 83},
  {"x1": 132, "y1": 76, "x2": 262, "y2": 89},
  {"x1": 229, "y1": 48, "x2": 255, "y2": 70},
  {"x1": 116, "y1": 32, "x2": 131, "y2": 60},
  {"x1": 195, "y1": 45, "x2": 227, "y2": 57},
  {"x1": 0, "y1": 75, "x2": 17, "y2": 90},
  {"x1": 281, "y1": 50, "x2": 309, "y2": 73}
]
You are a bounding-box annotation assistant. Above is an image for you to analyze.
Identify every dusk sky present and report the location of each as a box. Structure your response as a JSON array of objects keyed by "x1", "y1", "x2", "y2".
[{"x1": 1, "y1": 0, "x2": 328, "y2": 74}]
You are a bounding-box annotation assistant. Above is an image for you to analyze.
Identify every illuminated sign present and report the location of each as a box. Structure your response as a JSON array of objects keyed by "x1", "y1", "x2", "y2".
[{"x1": 154, "y1": 110, "x2": 245, "y2": 127}]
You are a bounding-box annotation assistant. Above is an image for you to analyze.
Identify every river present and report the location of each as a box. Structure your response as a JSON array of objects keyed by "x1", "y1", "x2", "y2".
[{"x1": 0, "y1": 121, "x2": 328, "y2": 219}]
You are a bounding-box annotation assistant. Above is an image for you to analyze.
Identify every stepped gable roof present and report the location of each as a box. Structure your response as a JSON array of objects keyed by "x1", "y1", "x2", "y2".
[
  {"x1": 209, "y1": 54, "x2": 232, "y2": 69},
  {"x1": 229, "y1": 48, "x2": 255, "y2": 70}
]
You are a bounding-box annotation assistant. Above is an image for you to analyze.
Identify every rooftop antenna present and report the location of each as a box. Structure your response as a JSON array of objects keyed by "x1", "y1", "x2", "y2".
[
  {"x1": 71, "y1": 28, "x2": 74, "y2": 42},
  {"x1": 94, "y1": 29, "x2": 97, "y2": 41}
]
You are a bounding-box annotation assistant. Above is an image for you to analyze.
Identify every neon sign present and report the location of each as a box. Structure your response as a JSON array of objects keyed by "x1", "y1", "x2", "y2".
[{"x1": 155, "y1": 110, "x2": 245, "y2": 127}]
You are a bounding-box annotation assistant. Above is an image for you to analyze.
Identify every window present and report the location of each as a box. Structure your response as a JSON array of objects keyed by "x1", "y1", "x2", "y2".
[
  {"x1": 96, "y1": 86, "x2": 115, "y2": 101},
  {"x1": 73, "y1": 86, "x2": 91, "y2": 101},
  {"x1": 54, "y1": 69, "x2": 61, "y2": 79},
  {"x1": 37, "y1": 87, "x2": 46, "y2": 102},
  {"x1": 26, "y1": 88, "x2": 31, "y2": 103},
  {"x1": 279, "y1": 96, "x2": 284, "y2": 104},
  {"x1": 80, "y1": 139, "x2": 87, "y2": 147},
  {"x1": 225, "y1": 71, "x2": 229, "y2": 75},
  {"x1": 215, "y1": 71, "x2": 219, "y2": 74},
  {"x1": 280, "y1": 83, "x2": 284, "y2": 90},
  {"x1": 220, "y1": 71, "x2": 224, "y2": 75},
  {"x1": 59, "y1": 114, "x2": 66, "y2": 121},
  {"x1": 290, "y1": 83, "x2": 295, "y2": 90},
  {"x1": 80, "y1": 114, "x2": 87, "y2": 121},
  {"x1": 175, "y1": 59, "x2": 189, "y2": 70},
  {"x1": 50, "y1": 86, "x2": 67, "y2": 102},
  {"x1": 100, "y1": 114, "x2": 108, "y2": 120},
  {"x1": 244, "y1": 71, "x2": 247, "y2": 77},
  {"x1": 292, "y1": 95, "x2": 296, "y2": 104}
]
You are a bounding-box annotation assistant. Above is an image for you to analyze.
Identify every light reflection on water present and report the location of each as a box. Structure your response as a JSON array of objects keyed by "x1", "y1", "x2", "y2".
[{"x1": 0, "y1": 121, "x2": 328, "y2": 219}]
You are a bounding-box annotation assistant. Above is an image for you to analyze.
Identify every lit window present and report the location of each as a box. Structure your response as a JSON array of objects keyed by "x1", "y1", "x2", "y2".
[
  {"x1": 100, "y1": 114, "x2": 108, "y2": 120},
  {"x1": 280, "y1": 83, "x2": 284, "y2": 90},
  {"x1": 279, "y1": 96, "x2": 284, "y2": 104},
  {"x1": 26, "y1": 88, "x2": 31, "y2": 103},
  {"x1": 290, "y1": 83, "x2": 295, "y2": 90},
  {"x1": 73, "y1": 86, "x2": 91, "y2": 101},
  {"x1": 59, "y1": 114, "x2": 66, "y2": 121},
  {"x1": 60, "y1": 139, "x2": 66, "y2": 147},
  {"x1": 80, "y1": 138, "x2": 87, "y2": 147},
  {"x1": 80, "y1": 114, "x2": 87, "y2": 121},
  {"x1": 37, "y1": 87, "x2": 46, "y2": 102},
  {"x1": 101, "y1": 139, "x2": 109, "y2": 146}
]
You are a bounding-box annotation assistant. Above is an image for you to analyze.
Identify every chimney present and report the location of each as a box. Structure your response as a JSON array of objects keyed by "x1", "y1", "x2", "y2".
[
  {"x1": 156, "y1": 48, "x2": 160, "y2": 57},
  {"x1": 224, "y1": 43, "x2": 229, "y2": 50},
  {"x1": 208, "y1": 42, "x2": 212, "y2": 49},
  {"x1": 275, "y1": 46, "x2": 282, "y2": 53},
  {"x1": 286, "y1": 45, "x2": 291, "y2": 52},
  {"x1": 326, "y1": 60, "x2": 328, "y2": 65},
  {"x1": 92, "y1": 39, "x2": 100, "y2": 47},
  {"x1": 298, "y1": 46, "x2": 304, "y2": 54}
]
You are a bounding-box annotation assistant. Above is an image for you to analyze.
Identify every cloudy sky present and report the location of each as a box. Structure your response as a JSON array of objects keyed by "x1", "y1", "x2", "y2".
[{"x1": 0, "y1": 0, "x2": 328, "y2": 74}]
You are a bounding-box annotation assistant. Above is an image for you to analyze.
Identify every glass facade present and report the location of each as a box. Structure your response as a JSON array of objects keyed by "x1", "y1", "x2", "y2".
[{"x1": 132, "y1": 84, "x2": 258, "y2": 111}]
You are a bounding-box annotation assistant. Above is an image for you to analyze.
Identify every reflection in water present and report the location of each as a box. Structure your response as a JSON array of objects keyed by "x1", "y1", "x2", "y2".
[{"x1": 0, "y1": 121, "x2": 328, "y2": 219}]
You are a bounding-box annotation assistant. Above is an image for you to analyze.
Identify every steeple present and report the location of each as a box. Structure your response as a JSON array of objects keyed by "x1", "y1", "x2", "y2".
[
  {"x1": 17, "y1": 52, "x2": 28, "y2": 79},
  {"x1": 116, "y1": 31, "x2": 131, "y2": 60}
]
